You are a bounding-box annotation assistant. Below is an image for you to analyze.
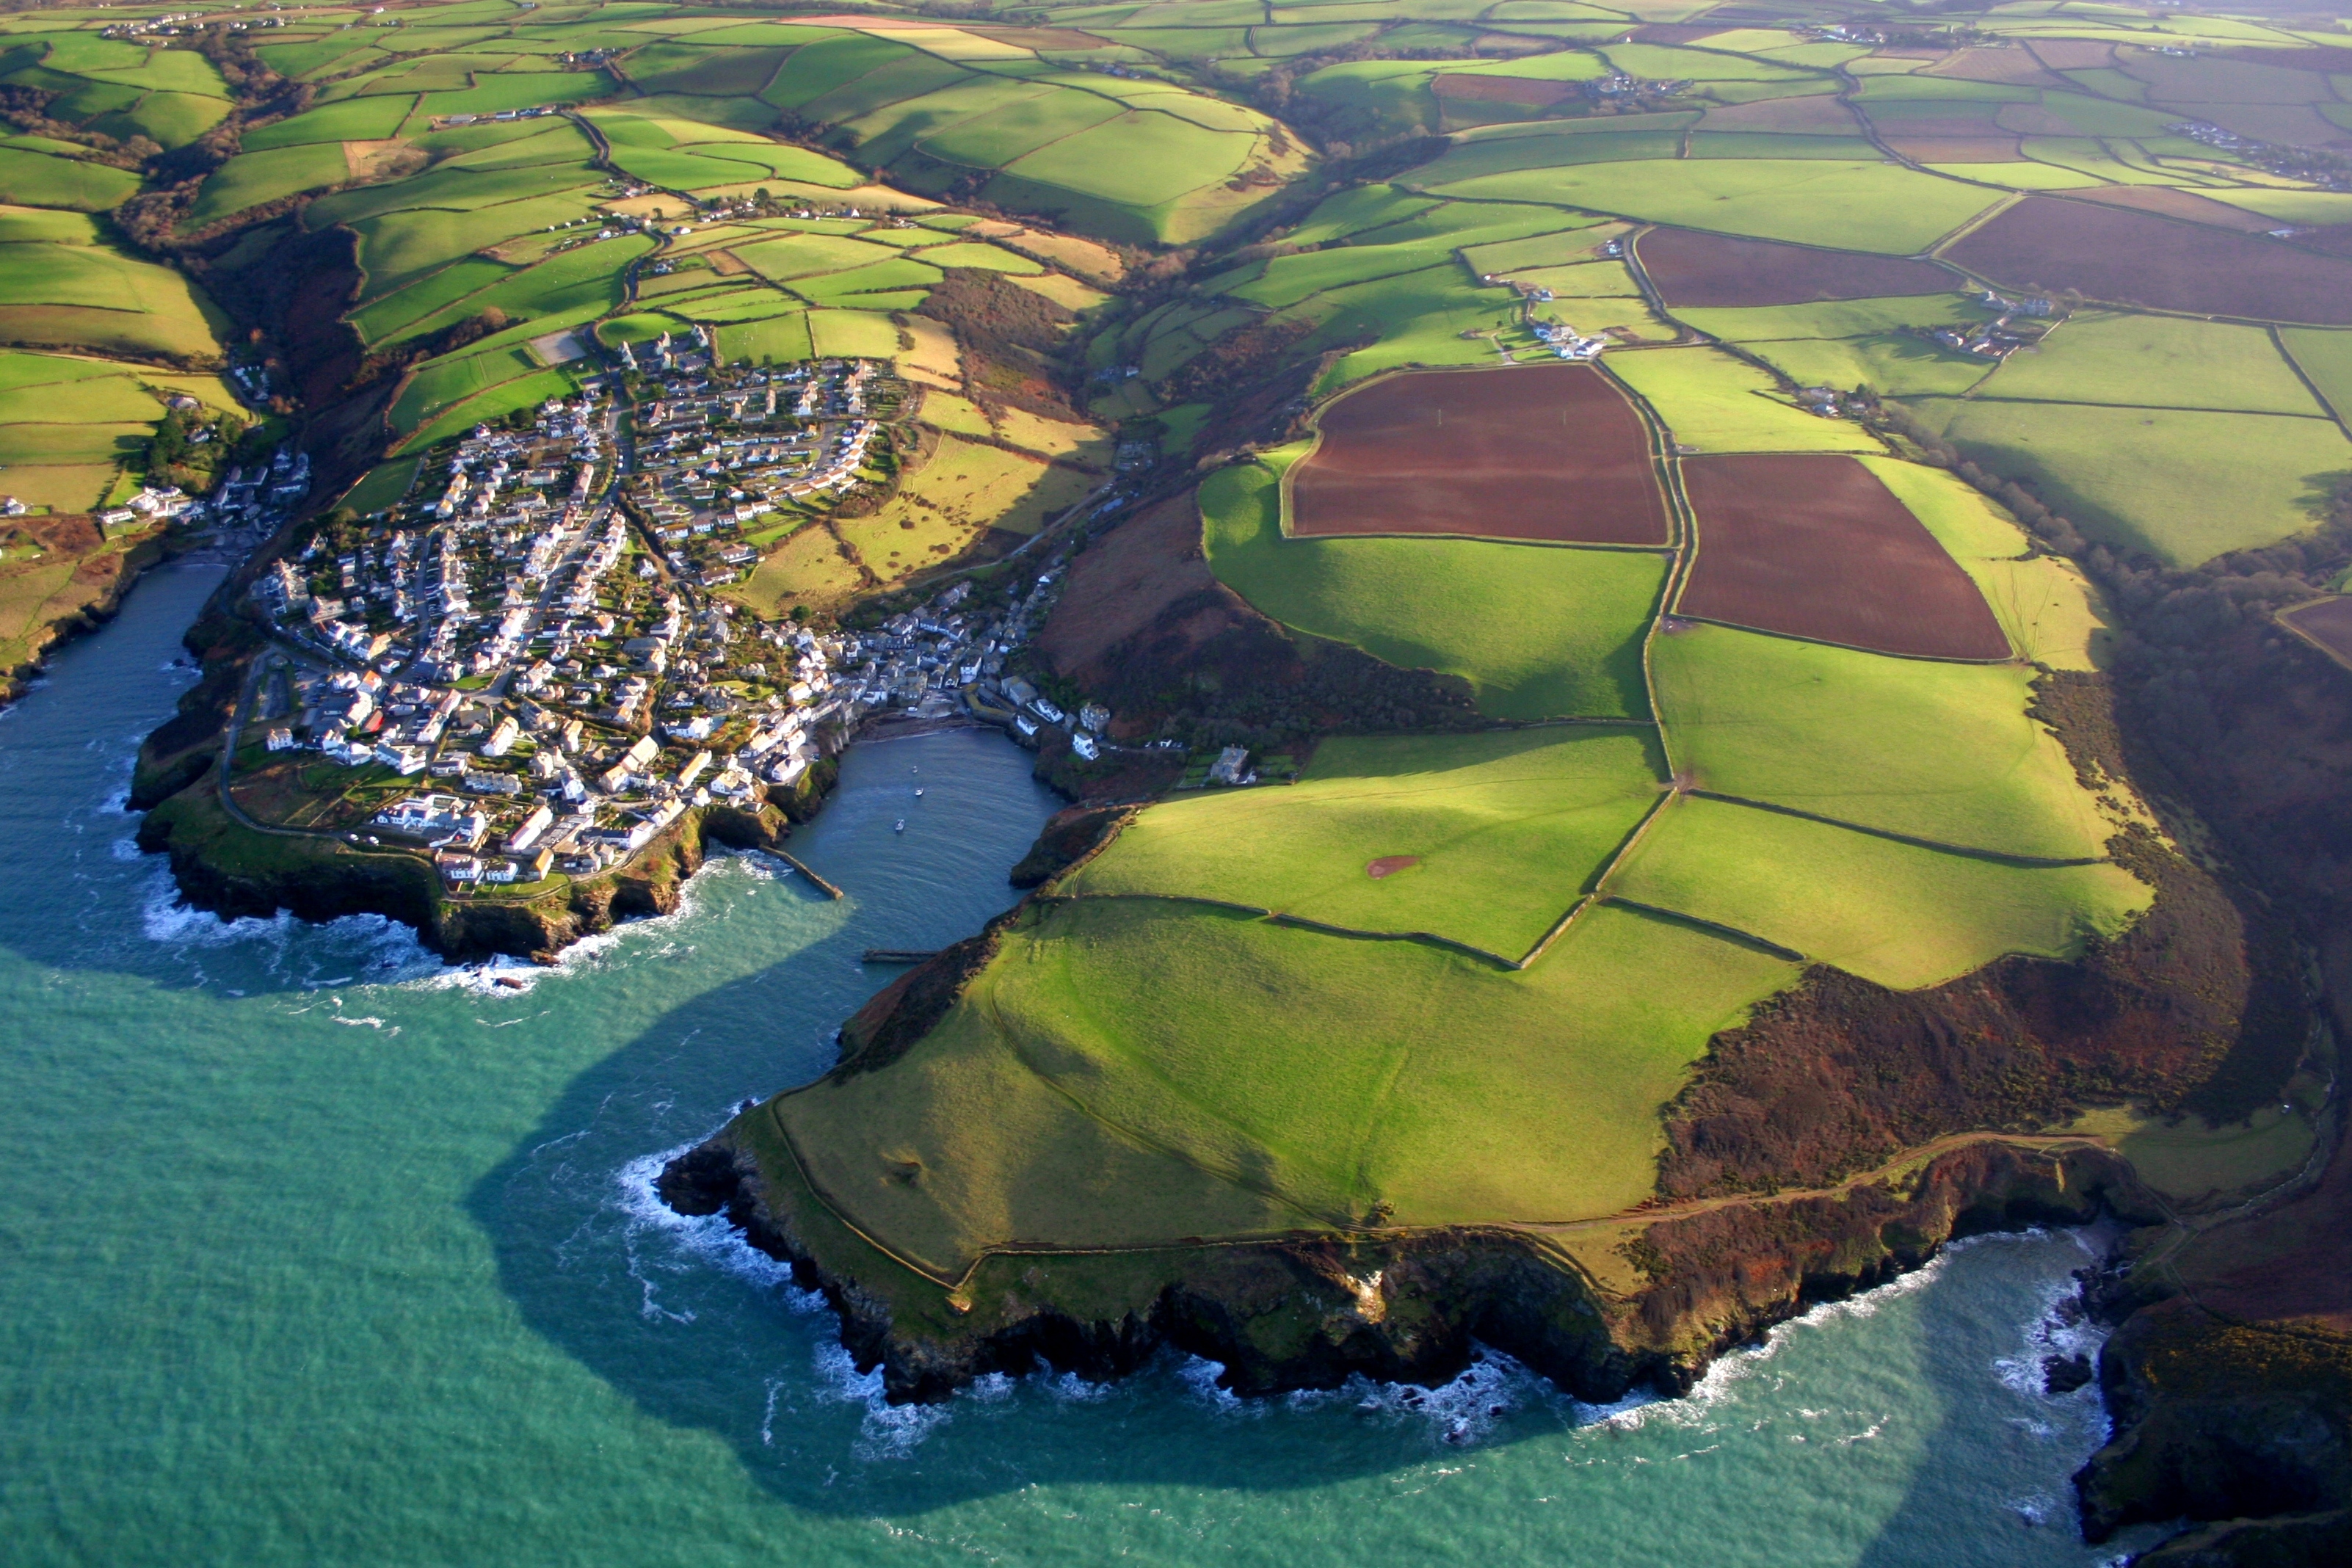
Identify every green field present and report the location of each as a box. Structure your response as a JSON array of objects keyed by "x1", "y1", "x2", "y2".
[
  {"x1": 1606, "y1": 348, "x2": 1882, "y2": 454},
  {"x1": 1976, "y1": 313, "x2": 2328, "y2": 416},
  {"x1": 1068, "y1": 727, "x2": 1666, "y2": 961},
  {"x1": 189, "y1": 143, "x2": 353, "y2": 226},
  {"x1": 777, "y1": 897, "x2": 1798, "y2": 1274},
  {"x1": 1202, "y1": 457, "x2": 1665, "y2": 721},
  {"x1": 1613, "y1": 794, "x2": 2149, "y2": 990},
  {"x1": 0, "y1": 147, "x2": 139, "y2": 212},
  {"x1": 2279, "y1": 329, "x2": 2352, "y2": 424},
  {"x1": 1909, "y1": 396, "x2": 2352, "y2": 565},
  {"x1": 1649, "y1": 622, "x2": 2113, "y2": 860},
  {"x1": 1416, "y1": 159, "x2": 2001, "y2": 254}
]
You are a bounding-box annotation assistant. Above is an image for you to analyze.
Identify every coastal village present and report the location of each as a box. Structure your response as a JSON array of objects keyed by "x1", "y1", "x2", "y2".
[{"x1": 234, "y1": 343, "x2": 1117, "y2": 895}]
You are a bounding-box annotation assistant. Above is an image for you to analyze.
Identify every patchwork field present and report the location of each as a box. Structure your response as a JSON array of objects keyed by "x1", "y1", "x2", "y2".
[
  {"x1": 1067, "y1": 727, "x2": 1666, "y2": 962},
  {"x1": 1649, "y1": 622, "x2": 2112, "y2": 861},
  {"x1": 1611, "y1": 794, "x2": 2149, "y2": 991},
  {"x1": 1289, "y1": 363, "x2": 1669, "y2": 545}
]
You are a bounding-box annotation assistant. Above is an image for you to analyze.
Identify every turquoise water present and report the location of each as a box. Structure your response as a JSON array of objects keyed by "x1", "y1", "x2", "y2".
[{"x1": 0, "y1": 567, "x2": 2169, "y2": 1567}]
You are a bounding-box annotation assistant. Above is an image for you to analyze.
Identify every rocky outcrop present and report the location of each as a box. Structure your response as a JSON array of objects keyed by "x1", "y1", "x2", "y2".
[
  {"x1": 2076, "y1": 1297, "x2": 2352, "y2": 1554},
  {"x1": 137, "y1": 784, "x2": 806, "y2": 964}
]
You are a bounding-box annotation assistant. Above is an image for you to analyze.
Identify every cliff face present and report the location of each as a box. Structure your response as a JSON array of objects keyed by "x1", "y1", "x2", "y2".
[
  {"x1": 138, "y1": 784, "x2": 802, "y2": 963},
  {"x1": 661, "y1": 1129, "x2": 2145, "y2": 1407}
]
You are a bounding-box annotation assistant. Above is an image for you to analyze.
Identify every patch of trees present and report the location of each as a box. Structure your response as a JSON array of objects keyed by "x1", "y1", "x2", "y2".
[
  {"x1": 917, "y1": 267, "x2": 1084, "y2": 421},
  {"x1": 1160, "y1": 317, "x2": 1313, "y2": 406}
]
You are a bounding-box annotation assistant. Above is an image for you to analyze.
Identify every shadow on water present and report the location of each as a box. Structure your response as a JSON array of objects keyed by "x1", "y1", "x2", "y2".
[
  {"x1": 1849, "y1": 1230, "x2": 2169, "y2": 1568},
  {"x1": 460, "y1": 936, "x2": 1607, "y2": 1516}
]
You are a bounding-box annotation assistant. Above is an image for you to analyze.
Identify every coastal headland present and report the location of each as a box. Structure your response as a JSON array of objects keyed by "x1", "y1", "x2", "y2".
[{"x1": 92, "y1": 4, "x2": 2352, "y2": 1558}]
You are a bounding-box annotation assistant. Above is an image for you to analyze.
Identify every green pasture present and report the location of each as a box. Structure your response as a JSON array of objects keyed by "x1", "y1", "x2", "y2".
[
  {"x1": 1614, "y1": 794, "x2": 2149, "y2": 992},
  {"x1": 1069, "y1": 727, "x2": 1666, "y2": 960},
  {"x1": 397, "y1": 365, "x2": 581, "y2": 453},
  {"x1": 916, "y1": 88, "x2": 1125, "y2": 166},
  {"x1": 348, "y1": 192, "x2": 603, "y2": 302},
  {"x1": 1978, "y1": 312, "x2": 2328, "y2": 417},
  {"x1": 732, "y1": 230, "x2": 904, "y2": 281},
  {"x1": 350, "y1": 257, "x2": 516, "y2": 346},
  {"x1": 1672, "y1": 294, "x2": 1979, "y2": 344},
  {"x1": 90, "y1": 90, "x2": 230, "y2": 149},
  {"x1": 1201, "y1": 458, "x2": 1663, "y2": 721},
  {"x1": 1606, "y1": 348, "x2": 1881, "y2": 454},
  {"x1": 2281, "y1": 329, "x2": 2352, "y2": 423},
  {"x1": 339, "y1": 456, "x2": 420, "y2": 517},
  {"x1": 1281, "y1": 184, "x2": 1442, "y2": 247},
  {"x1": 1459, "y1": 222, "x2": 1616, "y2": 277},
  {"x1": 390, "y1": 345, "x2": 540, "y2": 434},
  {"x1": 807, "y1": 308, "x2": 901, "y2": 360},
  {"x1": 1406, "y1": 128, "x2": 1691, "y2": 186},
  {"x1": 790, "y1": 258, "x2": 940, "y2": 306},
  {"x1": 1908, "y1": 396, "x2": 2352, "y2": 565},
  {"x1": 0, "y1": 201, "x2": 90, "y2": 250},
  {"x1": 1418, "y1": 158, "x2": 2003, "y2": 255},
  {"x1": 1302, "y1": 268, "x2": 1529, "y2": 388},
  {"x1": 308, "y1": 159, "x2": 602, "y2": 228},
  {"x1": 1738, "y1": 334, "x2": 1999, "y2": 399},
  {"x1": 780, "y1": 896, "x2": 1797, "y2": 1272},
  {"x1": 189, "y1": 143, "x2": 351, "y2": 226},
  {"x1": 1649, "y1": 622, "x2": 2113, "y2": 861},
  {"x1": 1860, "y1": 456, "x2": 2116, "y2": 671},
  {"x1": 0, "y1": 147, "x2": 138, "y2": 211},
  {"x1": 0, "y1": 366, "x2": 162, "y2": 426},
  {"x1": 1003, "y1": 111, "x2": 1255, "y2": 209}
]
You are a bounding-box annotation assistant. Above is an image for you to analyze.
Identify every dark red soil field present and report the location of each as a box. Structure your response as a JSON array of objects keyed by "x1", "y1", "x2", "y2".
[
  {"x1": 1676, "y1": 453, "x2": 2011, "y2": 659},
  {"x1": 2284, "y1": 597, "x2": 2352, "y2": 665},
  {"x1": 1636, "y1": 227, "x2": 1958, "y2": 307},
  {"x1": 1942, "y1": 196, "x2": 2352, "y2": 324},
  {"x1": 1289, "y1": 363, "x2": 1670, "y2": 545},
  {"x1": 1365, "y1": 856, "x2": 1420, "y2": 879},
  {"x1": 1884, "y1": 135, "x2": 2022, "y2": 163},
  {"x1": 2066, "y1": 185, "x2": 2278, "y2": 233},
  {"x1": 1431, "y1": 74, "x2": 1575, "y2": 107}
]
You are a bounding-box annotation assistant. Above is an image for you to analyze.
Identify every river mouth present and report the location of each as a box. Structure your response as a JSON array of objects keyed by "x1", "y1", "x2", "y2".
[{"x1": 0, "y1": 568, "x2": 2168, "y2": 1564}]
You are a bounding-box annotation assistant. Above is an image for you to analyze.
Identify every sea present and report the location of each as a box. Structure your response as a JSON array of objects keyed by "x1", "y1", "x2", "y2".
[{"x1": 0, "y1": 563, "x2": 2177, "y2": 1567}]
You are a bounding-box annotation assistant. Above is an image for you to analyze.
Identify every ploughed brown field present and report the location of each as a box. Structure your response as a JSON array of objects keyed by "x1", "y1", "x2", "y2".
[
  {"x1": 1431, "y1": 73, "x2": 1577, "y2": 106},
  {"x1": 2065, "y1": 185, "x2": 2278, "y2": 233},
  {"x1": 1289, "y1": 363, "x2": 1670, "y2": 545},
  {"x1": 1635, "y1": 227, "x2": 1957, "y2": 307},
  {"x1": 2283, "y1": 597, "x2": 2352, "y2": 665},
  {"x1": 1942, "y1": 197, "x2": 2352, "y2": 324},
  {"x1": 1675, "y1": 453, "x2": 2012, "y2": 660}
]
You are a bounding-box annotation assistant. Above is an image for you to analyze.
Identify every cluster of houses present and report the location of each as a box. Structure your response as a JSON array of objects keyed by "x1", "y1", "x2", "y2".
[
  {"x1": 2168, "y1": 121, "x2": 2352, "y2": 191},
  {"x1": 1924, "y1": 291, "x2": 2058, "y2": 360},
  {"x1": 623, "y1": 357, "x2": 890, "y2": 587}
]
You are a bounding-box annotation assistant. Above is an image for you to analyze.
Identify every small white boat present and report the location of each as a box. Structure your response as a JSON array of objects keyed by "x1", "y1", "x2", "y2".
[
  {"x1": 913, "y1": 788, "x2": 923, "y2": 797},
  {"x1": 893, "y1": 819, "x2": 906, "y2": 833}
]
